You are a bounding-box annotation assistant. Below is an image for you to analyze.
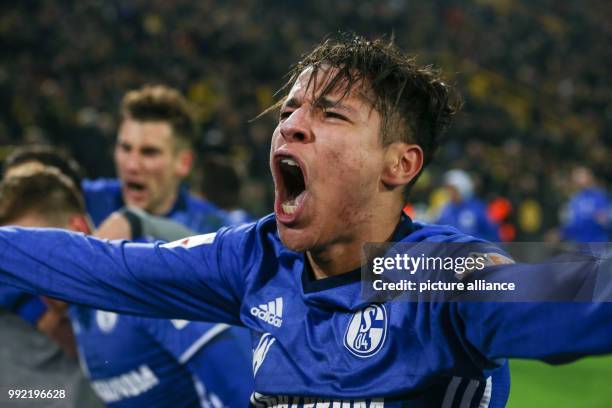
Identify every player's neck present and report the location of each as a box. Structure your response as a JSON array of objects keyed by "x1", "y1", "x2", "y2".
[
  {"x1": 307, "y1": 213, "x2": 401, "y2": 279},
  {"x1": 149, "y1": 189, "x2": 179, "y2": 216}
]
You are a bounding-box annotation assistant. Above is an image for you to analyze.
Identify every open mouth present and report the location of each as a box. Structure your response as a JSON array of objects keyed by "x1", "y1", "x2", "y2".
[
  {"x1": 275, "y1": 154, "x2": 307, "y2": 220},
  {"x1": 126, "y1": 181, "x2": 146, "y2": 191}
]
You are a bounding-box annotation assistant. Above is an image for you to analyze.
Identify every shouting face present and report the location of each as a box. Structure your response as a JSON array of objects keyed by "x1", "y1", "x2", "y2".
[
  {"x1": 114, "y1": 119, "x2": 191, "y2": 215},
  {"x1": 270, "y1": 67, "x2": 387, "y2": 253}
]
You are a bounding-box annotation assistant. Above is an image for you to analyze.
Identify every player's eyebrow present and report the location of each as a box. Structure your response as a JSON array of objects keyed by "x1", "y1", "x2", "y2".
[
  {"x1": 314, "y1": 96, "x2": 358, "y2": 116},
  {"x1": 281, "y1": 95, "x2": 359, "y2": 118},
  {"x1": 281, "y1": 97, "x2": 301, "y2": 110}
]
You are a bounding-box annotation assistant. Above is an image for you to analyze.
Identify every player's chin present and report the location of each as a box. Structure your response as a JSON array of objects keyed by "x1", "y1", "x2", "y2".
[
  {"x1": 276, "y1": 223, "x2": 315, "y2": 253},
  {"x1": 123, "y1": 196, "x2": 146, "y2": 210}
]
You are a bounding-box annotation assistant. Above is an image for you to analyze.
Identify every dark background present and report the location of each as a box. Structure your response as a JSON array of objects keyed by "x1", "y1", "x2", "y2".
[{"x1": 1, "y1": 0, "x2": 610, "y2": 238}]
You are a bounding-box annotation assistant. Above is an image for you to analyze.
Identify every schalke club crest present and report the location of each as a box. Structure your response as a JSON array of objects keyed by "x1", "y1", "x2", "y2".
[{"x1": 344, "y1": 304, "x2": 387, "y2": 358}]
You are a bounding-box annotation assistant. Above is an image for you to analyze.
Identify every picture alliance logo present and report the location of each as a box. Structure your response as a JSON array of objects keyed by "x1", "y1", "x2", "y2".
[{"x1": 251, "y1": 297, "x2": 283, "y2": 327}]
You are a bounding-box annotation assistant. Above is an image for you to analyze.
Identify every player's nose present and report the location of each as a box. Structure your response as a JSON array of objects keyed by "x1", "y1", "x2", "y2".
[
  {"x1": 123, "y1": 151, "x2": 144, "y2": 173},
  {"x1": 279, "y1": 107, "x2": 314, "y2": 144}
]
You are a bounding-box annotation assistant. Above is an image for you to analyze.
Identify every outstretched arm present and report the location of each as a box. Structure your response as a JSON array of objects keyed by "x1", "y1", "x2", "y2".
[
  {"x1": 460, "y1": 301, "x2": 612, "y2": 365},
  {"x1": 456, "y1": 250, "x2": 612, "y2": 364},
  {"x1": 0, "y1": 225, "x2": 249, "y2": 324}
]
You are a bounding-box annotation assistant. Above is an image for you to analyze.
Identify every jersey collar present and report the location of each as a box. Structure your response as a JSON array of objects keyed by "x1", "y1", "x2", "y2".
[{"x1": 300, "y1": 213, "x2": 415, "y2": 296}]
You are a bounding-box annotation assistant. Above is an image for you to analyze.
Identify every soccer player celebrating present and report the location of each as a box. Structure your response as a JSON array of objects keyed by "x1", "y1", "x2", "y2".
[{"x1": 0, "y1": 35, "x2": 611, "y2": 407}]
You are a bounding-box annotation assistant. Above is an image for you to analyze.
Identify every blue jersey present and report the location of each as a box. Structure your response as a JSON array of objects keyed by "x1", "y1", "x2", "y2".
[
  {"x1": 561, "y1": 187, "x2": 610, "y2": 242},
  {"x1": 1, "y1": 216, "x2": 612, "y2": 407},
  {"x1": 69, "y1": 306, "x2": 252, "y2": 407},
  {"x1": 83, "y1": 178, "x2": 228, "y2": 232},
  {"x1": 437, "y1": 198, "x2": 500, "y2": 242}
]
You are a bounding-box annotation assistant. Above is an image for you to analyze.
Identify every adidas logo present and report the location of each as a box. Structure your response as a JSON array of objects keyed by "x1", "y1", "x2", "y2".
[{"x1": 250, "y1": 297, "x2": 283, "y2": 327}]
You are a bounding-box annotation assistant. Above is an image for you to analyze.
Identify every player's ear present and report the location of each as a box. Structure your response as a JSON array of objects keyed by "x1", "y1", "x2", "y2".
[
  {"x1": 68, "y1": 214, "x2": 92, "y2": 235},
  {"x1": 174, "y1": 148, "x2": 194, "y2": 178},
  {"x1": 381, "y1": 142, "x2": 423, "y2": 189}
]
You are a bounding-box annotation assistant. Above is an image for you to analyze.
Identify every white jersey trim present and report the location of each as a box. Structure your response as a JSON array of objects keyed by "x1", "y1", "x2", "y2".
[
  {"x1": 161, "y1": 233, "x2": 217, "y2": 249},
  {"x1": 479, "y1": 376, "x2": 492, "y2": 408},
  {"x1": 179, "y1": 323, "x2": 230, "y2": 364}
]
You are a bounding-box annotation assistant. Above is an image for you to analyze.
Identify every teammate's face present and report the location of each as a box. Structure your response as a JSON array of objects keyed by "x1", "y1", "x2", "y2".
[
  {"x1": 270, "y1": 67, "x2": 385, "y2": 252},
  {"x1": 114, "y1": 119, "x2": 191, "y2": 215}
]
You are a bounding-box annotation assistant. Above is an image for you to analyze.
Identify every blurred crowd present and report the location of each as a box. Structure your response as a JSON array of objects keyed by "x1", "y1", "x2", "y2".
[{"x1": 1, "y1": 0, "x2": 610, "y2": 240}]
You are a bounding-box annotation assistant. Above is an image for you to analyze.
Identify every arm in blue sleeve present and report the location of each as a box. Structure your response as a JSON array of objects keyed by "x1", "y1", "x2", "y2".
[
  {"x1": 0, "y1": 225, "x2": 251, "y2": 324},
  {"x1": 185, "y1": 328, "x2": 254, "y2": 407},
  {"x1": 457, "y1": 252, "x2": 612, "y2": 364},
  {"x1": 459, "y1": 301, "x2": 612, "y2": 365}
]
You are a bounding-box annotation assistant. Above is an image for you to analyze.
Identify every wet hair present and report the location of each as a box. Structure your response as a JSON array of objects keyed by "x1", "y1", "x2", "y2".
[
  {"x1": 267, "y1": 33, "x2": 461, "y2": 194},
  {"x1": 3, "y1": 145, "x2": 84, "y2": 193},
  {"x1": 0, "y1": 167, "x2": 85, "y2": 226},
  {"x1": 120, "y1": 85, "x2": 196, "y2": 149}
]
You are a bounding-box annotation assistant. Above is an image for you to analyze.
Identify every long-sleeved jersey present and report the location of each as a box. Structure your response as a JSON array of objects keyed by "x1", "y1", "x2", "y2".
[
  {"x1": 72, "y1": 211, "x2": 253, "y2": 407},
  {"x1": 0, "y1": 214, "x2": 611, "y2": 407},
  {"x1": 70, "y1": 306, "x2": 252, "y2": 407}
]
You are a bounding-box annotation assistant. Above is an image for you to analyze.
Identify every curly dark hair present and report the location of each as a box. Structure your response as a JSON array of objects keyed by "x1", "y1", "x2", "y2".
[{"x1": 267, "y1": 33, "x2": 461, "y2": 193}]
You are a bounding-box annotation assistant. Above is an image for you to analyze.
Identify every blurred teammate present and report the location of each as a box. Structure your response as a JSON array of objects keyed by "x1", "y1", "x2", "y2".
[
  {"x1": 83, "y1": 85, "x2": 227, "y2": 231},
  {"x1": 1, "y1": 34, "x2": 612, "y2": 407},
  {"x1": 560, "y1": 166, "x2": 610, "y2": 242},
  {"x1": 0, "y1": 168, "x2": 252, "y2": 407},
  {"x1": 436, "y1": 169, "x2": 500, "y2": 241}
]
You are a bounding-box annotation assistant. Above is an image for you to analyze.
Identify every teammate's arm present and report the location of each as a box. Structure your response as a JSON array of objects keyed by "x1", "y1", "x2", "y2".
[
  {"x1": 184, "y1": 328, "x2": 254, "y2": 407},
  {"x1": 138, "y1": 317, "x2": 254, "y2": 408}
]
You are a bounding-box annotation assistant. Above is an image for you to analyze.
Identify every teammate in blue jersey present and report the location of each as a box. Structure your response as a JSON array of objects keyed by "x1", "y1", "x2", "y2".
[
  {"x1": 0, "y1": 168, "x2": 253, "y2": 407},
  {"x1": 436, "y1": 169, "x2": 500, "y2": 241},
  {"x1": 0, "y1": 35, "x2": 612, "y2": 407},
  {"x1": 81, "y1": 85, "x2": 229, "y2": 231},
  {"x1": 69, "y1": 308, "x2": 251, "y2": 407},
  {"x1": 561, "y1": 166, "x2": 611, "y2": 242},
  {"x1": 3, "y1": 136, "x2": 228, "y2": 233}
]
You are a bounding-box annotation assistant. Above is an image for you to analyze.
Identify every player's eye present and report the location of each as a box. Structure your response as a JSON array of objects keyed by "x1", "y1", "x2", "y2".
[
  {"x1": 323, "y1": 110, "x2": 348, "y2": 121},
  {"x1": 279, "y1": 110, "x2": 293, "y2": 120},
  {"x1": 141, "y1": 147, "x2": 162, "y2": 157}
]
